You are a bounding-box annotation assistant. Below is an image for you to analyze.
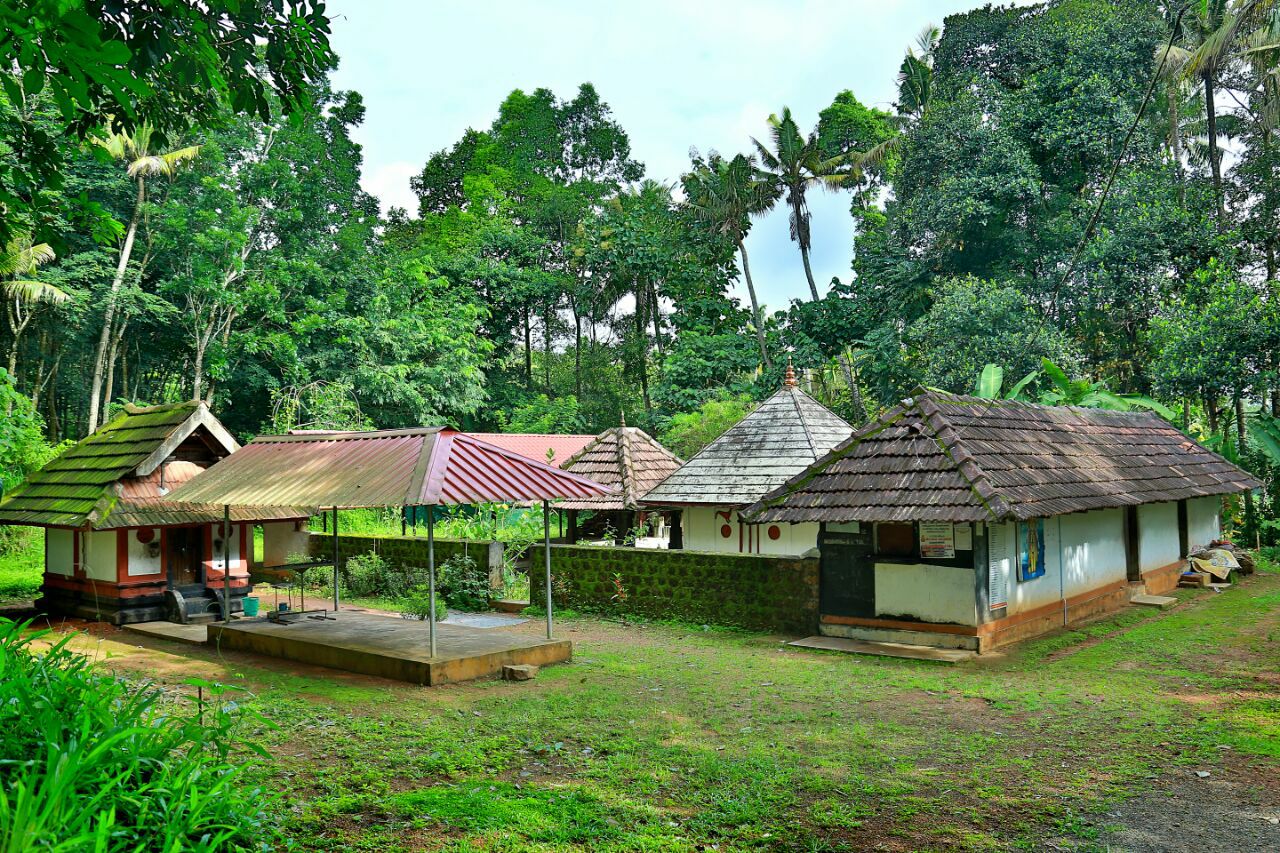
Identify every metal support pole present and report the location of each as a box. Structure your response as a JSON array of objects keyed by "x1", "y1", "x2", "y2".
[
  {"x1": 332, "y1": 507, "x2": 340, "y2": 615},
  {"x1": 222, "y1": 504, "x2": 232, "y2": 623},
  {"x1": 428, "y1": 508, "x2": 437, "y2": 658},
  {"x1": 543, "y1": 499, "x2": 553, "y2": 640}
]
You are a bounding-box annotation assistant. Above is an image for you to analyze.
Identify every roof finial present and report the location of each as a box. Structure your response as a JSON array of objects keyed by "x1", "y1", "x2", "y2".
[
  {"x1": 784, "y1": 357, "x2": 798, "y2": 388},
  {"x1": 620, "y1": 410, "x2": 627, "y2": 428}
]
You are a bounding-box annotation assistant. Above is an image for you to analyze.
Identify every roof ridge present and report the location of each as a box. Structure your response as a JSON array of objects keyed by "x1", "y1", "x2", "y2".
[
  {"x1": 617, "y1": 427, "x2": 636, "y2": 508},
  {"x1": 913, "y1": 390, "x2": 1011, "y2": 520},
  {"x1": 788, "y1": 387, "x2": 819, "y2": 460}
]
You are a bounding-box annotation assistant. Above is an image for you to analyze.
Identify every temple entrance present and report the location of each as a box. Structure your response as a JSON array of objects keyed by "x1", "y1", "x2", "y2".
[{"x1": 166, "y1": 526, "x2": 204, "y2": 588}]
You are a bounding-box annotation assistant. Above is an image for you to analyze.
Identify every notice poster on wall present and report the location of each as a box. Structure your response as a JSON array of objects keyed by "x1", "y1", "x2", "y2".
[
  {"x1": 919, "y1": 522, "x2": 956, "y2": 558},
  {"x1": 988, "y1": 523, "x2": 1009, "y2": 610},
  {"x1": 954, "y1": 523, "x2": 973, "y2": 551}
]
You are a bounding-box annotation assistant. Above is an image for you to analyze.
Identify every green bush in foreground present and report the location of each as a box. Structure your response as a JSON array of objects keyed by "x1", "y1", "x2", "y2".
[{"x1": 0, "y1": 619, "x2": 276, "y2": 851}]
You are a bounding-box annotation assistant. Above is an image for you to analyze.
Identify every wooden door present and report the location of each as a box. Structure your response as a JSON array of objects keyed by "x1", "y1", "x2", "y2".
[
  {"x1": 820, "y1": 526, "x2": 875, "y2": 618},
  {"x1": 166, "y1": 527, "x2": 204, "y2": 587}
]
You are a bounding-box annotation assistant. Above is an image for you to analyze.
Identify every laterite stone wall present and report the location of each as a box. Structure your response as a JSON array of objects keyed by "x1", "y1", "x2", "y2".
[
  {"x1": 530, "y1": 544, "x2": 819, "y2": 634},
  {"x1": 307, "y1": 533, "x2": 505, "y2": 588}
]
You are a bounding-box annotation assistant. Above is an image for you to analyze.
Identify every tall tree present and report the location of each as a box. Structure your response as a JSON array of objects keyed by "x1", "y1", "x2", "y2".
[
  {"x1": 85, "y1": 125, "x2": 199, "y2": 433},
  {"x1": 682, "y1": 151, "x2": 778, "y2": 367},
  {"x1": 751, "y1": 107, "x2": 849, "y2": 301}
]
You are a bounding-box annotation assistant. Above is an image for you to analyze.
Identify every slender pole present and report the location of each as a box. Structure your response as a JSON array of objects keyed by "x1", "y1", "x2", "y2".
[
  {"x1": 428, "y1": 508, "x2": 437, "y2": 658},
  {"x1": 543, "y1": 499, "x2": 553, "y2": 640},
  {"x1": 332, "y1": 507, "x2": 340, "y2": 615},
  {"x1": 222, "y1": 504, "x2": 232, "y2": 623}
]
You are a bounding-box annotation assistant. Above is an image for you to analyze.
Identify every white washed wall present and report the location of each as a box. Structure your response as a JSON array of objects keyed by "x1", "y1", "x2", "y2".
[
  {"x1": 875, "y1": 563, "x2": 978, "y2": 625},
  {"x1": 995, "y1": 508, "x2": 1126, "y2": 616},
  {"x1": 681, "y1": 506, "x2": 819, "y2": 556},
  {"x1": 45, "y1": 528, "x2": 74, "y2": 576},
  {"x1": 263, "y1": 521, "x2": 311, "y2": 567},
  {"x1": 126, "y1": 528, "x2": 162, "y2": 577},
  {"x1": 1187, "y1": 497, "x2": 1221, "y2": 550},
  {"x1": 82, "y1": 530, "x2": 117, "y2": 581},
  {"x1": 1138, "y1": 502, "x2": 1181, "y2": 572}
]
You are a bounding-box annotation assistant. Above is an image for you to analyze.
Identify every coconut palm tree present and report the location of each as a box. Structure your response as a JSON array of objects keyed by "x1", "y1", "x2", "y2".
[
  {"x1": 751, "y1": 107, "x2": 851, "y2": 301},
  {"x1": 1166, "y1": 0, "x2": 1280, "y2": 226},
  {"x1": 682, "y1": 152, "x2": 779, "y2": 366},
  {"x1": 86, "y1": 123, "x2": 200, "y2": 433},
  {"x1": 2, "y1": 234, "x2": 66, "y2": 392},
  {"x1": 850, "y1": 24, "x2": 940, "y2": 176}
]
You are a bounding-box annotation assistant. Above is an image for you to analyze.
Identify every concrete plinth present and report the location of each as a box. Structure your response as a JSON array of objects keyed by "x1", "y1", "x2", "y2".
[{"x1": 206, "y1": 611, "x2": 571, "y2": 685}]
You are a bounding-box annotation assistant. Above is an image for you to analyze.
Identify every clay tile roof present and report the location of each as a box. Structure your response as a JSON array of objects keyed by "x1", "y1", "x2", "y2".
[
  {"x1": 558, "y1": 427, "x2": 684, "y2": 511},
  {"x1": 640, "y1": 385, "x2": 855, "y2": 507},
  {"x1": 462, "y1": 433, "x2": 596, "y2": 467},
  {"x1": 743, "y1": 389, "x2": 1263, "y2": 524},
  {"x1": 0, "y1": 401, "x2": 259, "y2": 529}
]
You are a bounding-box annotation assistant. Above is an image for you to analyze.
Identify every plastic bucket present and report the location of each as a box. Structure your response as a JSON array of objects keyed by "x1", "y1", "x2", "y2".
[{"x1": 243, "y1": 597, "x2": 260, "y2": 617}]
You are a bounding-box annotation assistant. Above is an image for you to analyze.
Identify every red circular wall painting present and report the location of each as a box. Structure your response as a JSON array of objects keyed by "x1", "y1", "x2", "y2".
[
  {"x1": 720, "y1": 524, "x2": 732, "y2": 538},
  {"x1": 135, "y1": 528, "x2": 155, "y2": 544},
  {"x1": 767, "y1": 526, "x2": 782, "y2": 541}
]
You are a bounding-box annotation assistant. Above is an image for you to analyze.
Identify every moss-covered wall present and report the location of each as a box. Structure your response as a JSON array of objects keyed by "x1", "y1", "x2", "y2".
[
  {"x1": 530, "y1": 544, "x2": 819, "y2": 634},
  {"x1": 308, "y1": 533, "x2": 504, "y2": 589}
]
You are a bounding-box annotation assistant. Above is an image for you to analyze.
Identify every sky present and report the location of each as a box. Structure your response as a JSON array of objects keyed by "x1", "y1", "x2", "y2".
[{"x1": 326, "y1": 0, "x2": 1013, "y2": 311}]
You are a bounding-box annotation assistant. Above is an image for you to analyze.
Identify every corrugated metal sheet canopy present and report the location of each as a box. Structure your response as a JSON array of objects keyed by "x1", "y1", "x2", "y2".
[
  {"x1": 164, "y1": 428, "x2": 615, "y2": 509},
  {"x1": 743, "y1": 389, "x2": 1263, "y2": 524},
  {"x1": 640, "y1": 385, "x2": 854, "y2": 507}
]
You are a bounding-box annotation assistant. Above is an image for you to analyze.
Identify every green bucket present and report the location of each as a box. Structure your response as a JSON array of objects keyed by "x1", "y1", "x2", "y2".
[{"x1": 242, "y1": 596, "x2": 260, "y2": 617}]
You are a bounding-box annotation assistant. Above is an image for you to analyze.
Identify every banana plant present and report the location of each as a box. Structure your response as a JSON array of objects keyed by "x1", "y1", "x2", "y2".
[
  {"x1": 1246, "y1": 412, "x2": 1280, "y2": 466},
  {"x1": 971, "y1": 359, "x2": 1176, "y2": 419}
]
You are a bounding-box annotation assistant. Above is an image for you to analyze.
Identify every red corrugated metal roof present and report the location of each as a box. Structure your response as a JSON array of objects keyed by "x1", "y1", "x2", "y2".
[
  {"x1": 164, "y1": 428, "x2": 614, "y2": 509},
  {"x1": 462, "y1": 433, "x2": 595, "y2": 466}
]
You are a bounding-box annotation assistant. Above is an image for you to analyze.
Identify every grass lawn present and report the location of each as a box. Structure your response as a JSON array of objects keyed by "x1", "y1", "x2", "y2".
[
  {"x1": 0, "y1": 537, "x2": 41, "y2": 603},
  {"x1": 35, "y1": 560, "x2": 1279, "y2": 851}
]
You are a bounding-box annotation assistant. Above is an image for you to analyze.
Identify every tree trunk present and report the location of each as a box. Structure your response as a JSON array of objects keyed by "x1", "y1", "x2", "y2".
[
  {"x1": 648, "y1": 280, "x2": 664, "y2": 357},
  {"x1": 88, "y1": 179, "x2": 145, "y2": 434},
  {"x1": 1205, "y1": 392, "x2": 1220, "y2": 436},
  {"x1": 543, "y1": 303, "x2": 552, "y2": 392},
  {"x1": 523, "y1": 304, "x2": 533, "y2": 390},
  {"x1": 1204, "y1": 76, "x2": 1226, "y2": 226},
  {"x1": 800, "y1": 242, "x2": 820, "y2": 301},
  {"x1": 635, "y1": 284, "x2": 650, "y2": 412},
  {"x1": 192, "y1": 338, "x2": 205, "y2": 401},
  {"x1": 573, "y1": 303, "x2": 582, "y2": 399},
  {"x1": 1169, "y1": 88, "x2": 1184, "y2": 207},
  {"x1": 102, "y1": 318, "x2": 127, "y2": 416},
  {"x1": 738, "y1": 240, "x2": 771, "y2": 368}
]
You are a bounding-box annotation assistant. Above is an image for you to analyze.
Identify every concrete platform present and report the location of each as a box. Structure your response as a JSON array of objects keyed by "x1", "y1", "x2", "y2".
[
  {"x1": 122, "y1": 621, "x2": 210, "y2": 646},
  {"x1": 790, "y1": 635, "x2": 976, "y2": 663},
  {"x1": 1130, "y1": 593, "x2": 1178, "y2": 609},
  {"x1": 206, "y1": 611, "x2": 571, "y2": 685}
]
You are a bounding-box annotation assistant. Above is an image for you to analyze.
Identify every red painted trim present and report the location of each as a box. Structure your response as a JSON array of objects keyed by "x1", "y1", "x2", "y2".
[
  {"x1": 115, "y1": 530, "x2": 129, "y2": 583},
  {"x1": 159, "y1": 527, "x2": 168, "y2": 585}
]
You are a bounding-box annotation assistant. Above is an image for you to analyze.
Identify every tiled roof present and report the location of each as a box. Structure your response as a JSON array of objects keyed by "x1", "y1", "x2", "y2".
[
  {"x1": 558, "y1": 427, "x2": 683, "y2": 510},
  {"x1": 641, "y1": 385, "x2": 854, "y2": 507},
  {"x1": 744, "y1": 389, "x2": 1263, "y2": 524},
  {"x1": 0, "y1": 401, "x2": 242, "y2": 528},
  {"x1": 462, "y1": 433, "x2": 596, "y2": 466},
  {"x1": 165, "y1": 428, "x2": 615, "y2": 509}
]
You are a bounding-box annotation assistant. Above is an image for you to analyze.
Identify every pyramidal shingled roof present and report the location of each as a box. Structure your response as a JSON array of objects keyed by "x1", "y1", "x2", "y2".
[
  {"x1": 743, "y1": 389, "x2": 1262, "y2": 524},
  {"x1": 641, "y1": 382, "x2": 855, "y2": 508},
  {"x1": 559, "y1": 425, "x2": 683, "y2": 511},
  {"x1": 0, "y1": 401, "x2": 240, "y2": 529}
]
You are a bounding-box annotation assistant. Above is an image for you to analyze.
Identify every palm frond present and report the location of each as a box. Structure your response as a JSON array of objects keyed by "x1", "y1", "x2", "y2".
[{"x1": 3, "y1": 280, "x2": 69, "y2": 304}]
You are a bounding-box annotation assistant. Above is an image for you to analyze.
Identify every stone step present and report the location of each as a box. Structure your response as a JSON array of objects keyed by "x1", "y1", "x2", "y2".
[
  {"x1": 790, "y1": 635, "x2": 976, "y2": 663},
  {"x1": 1130, "y1": 593, "x2": 1178, "y2": 609}
]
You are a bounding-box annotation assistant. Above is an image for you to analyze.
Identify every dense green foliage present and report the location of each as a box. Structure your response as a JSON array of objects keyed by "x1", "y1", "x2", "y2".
[
  {"x1": 0, "y1": 0, "x2": 1277, "y2": 535},
  {"x1": 0, "y1": 620, "x2": 272, "y2": 849}
]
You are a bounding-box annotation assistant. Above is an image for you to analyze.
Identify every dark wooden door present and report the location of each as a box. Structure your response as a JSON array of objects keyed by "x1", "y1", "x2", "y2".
[
  {"x1": 820, "y1": 526, "x2": 875, "y2": 618},
  {"x1": 167, "y1": 527, "x2": 204, "y2": 587},
  {"x1": 1124, "y1": 506, "x2": 1140, "y2": 582}
]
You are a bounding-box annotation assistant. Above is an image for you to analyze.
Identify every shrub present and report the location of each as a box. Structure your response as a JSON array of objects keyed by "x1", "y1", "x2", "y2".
[
  {"x1": 400, "y1": 584, "x2": 448, "y2": 622},
  {"x1": 439, "y1": 554, "x2": 489, "y2": 611},
  {"x1": 0, "y1": 619, "x2": 275, "y2": 850},
  {"x1": 343, "y1": 551, "x2": 425, "y2": 599}
]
